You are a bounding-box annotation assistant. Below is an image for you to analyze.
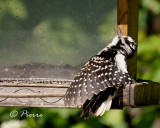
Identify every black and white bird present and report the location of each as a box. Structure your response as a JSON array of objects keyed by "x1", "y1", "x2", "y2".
[{"x1": 64, "y1": 30, "x2": 137, "y2": 119}]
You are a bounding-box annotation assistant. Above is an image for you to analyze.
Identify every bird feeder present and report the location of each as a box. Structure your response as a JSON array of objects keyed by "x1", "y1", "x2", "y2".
[{"x1": 0, "y1": 0, "x2": 159, "y2": 109}]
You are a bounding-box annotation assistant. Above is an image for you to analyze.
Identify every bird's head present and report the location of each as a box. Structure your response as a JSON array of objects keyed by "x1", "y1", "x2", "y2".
[{"x1": 108, "y1": 28, "x2": 137, "y2": 58}]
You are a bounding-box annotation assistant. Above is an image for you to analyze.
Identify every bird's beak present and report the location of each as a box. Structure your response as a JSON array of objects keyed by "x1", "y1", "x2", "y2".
[
  {"x1": 119, "y1": 27, "x2": 123, "y2": 37},
  {"x1": 118, "y1": 27, "x2": 126, "y2": 44},
  {"x1": 114, "y1": 28, "x2": 118, "y2": 36}
]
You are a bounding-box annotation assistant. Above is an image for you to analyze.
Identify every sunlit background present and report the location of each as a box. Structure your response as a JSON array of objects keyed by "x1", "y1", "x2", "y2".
[{"x1": 0, "y1": 0, "x2": 160, "y2": 128}]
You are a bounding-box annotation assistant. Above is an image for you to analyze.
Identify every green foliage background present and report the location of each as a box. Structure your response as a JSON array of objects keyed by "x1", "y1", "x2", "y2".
[{"x1": 0, "y1": 0, "x2": 160, "y2": 128}]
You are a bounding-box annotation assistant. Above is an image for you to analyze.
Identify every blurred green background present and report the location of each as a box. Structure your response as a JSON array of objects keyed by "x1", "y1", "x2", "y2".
[
  {"x1": 0, "y1": 0, "x2": 116, "y2": 67},
  {"x1": 0, "y1": 0, "x2": 160, "y2": 128}
]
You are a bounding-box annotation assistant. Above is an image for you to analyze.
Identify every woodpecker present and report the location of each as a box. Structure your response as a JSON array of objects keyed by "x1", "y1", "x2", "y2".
[{"x1": 64, "y1": 29, "x2": 137, "y2": 119}]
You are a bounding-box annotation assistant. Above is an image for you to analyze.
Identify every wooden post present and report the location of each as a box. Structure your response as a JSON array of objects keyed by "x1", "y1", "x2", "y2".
[
  {"x1": 117, "y1": 0, "x2": 139, "y2": 79},
  {"x1": 123, "y1": 81, "x2": 160, "y2": 107}
]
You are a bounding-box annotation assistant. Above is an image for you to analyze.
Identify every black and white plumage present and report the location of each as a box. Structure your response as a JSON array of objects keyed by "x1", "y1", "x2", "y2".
[{"x1": 64, "y1": 31, "x2": 137, "y2": 119}]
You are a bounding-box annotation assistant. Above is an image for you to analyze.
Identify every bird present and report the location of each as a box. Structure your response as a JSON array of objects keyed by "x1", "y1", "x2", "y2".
[{"x1": 63, "y1": 29, "x2": 137, "y2": 119}]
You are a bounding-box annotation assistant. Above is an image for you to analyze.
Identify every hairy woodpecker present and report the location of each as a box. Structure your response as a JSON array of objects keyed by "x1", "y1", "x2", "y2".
[{"x1": 64, "y1": 30, "x2": 137, "y2": 119}]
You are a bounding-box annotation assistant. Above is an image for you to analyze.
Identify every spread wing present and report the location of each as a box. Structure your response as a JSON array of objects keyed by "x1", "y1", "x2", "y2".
[{"x1": 64, "y1": 55, "x2": 132, "y2": 107}]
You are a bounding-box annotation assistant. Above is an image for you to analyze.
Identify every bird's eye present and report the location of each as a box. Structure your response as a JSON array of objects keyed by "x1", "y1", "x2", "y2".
[{"x1": 120, "y1": 43, "x2": 125, "y2": 46}]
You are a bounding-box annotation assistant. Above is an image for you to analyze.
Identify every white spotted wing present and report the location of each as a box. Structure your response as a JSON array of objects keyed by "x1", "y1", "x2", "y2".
[{"x1": 64, "y1": 55, "x2": 132, "y2": 107}]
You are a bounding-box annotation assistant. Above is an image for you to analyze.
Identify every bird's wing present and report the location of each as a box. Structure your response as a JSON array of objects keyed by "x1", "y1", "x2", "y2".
[{"x1": 64, "y1": 55, "x2": 132, "y2": 107}]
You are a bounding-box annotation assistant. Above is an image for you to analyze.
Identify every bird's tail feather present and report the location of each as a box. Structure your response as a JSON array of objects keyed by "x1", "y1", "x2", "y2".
[
  {"x1": 80, "y1": 87, "x2": 116, "y2": 119},
  {"x1": 94, "y1": 95, "x2": 113, "y2": 116}
]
